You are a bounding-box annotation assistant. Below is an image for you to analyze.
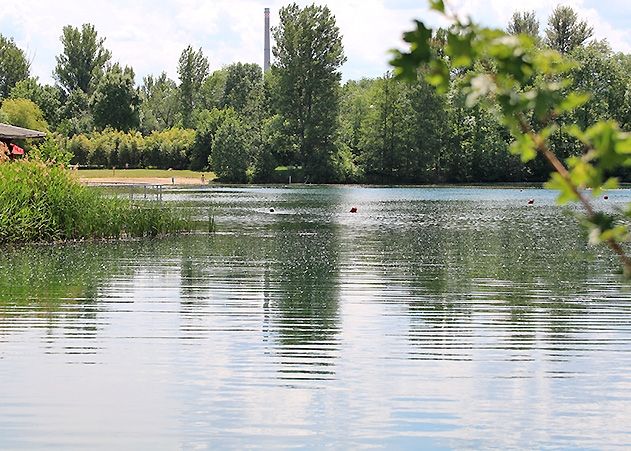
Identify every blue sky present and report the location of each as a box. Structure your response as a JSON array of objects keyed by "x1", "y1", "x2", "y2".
[{"x1": 0, "y1": 0, "x2": 629, "y2": 86}]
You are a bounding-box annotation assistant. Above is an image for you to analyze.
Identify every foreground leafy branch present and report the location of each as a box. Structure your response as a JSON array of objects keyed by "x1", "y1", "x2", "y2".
[{"x1": 391, "y1": 0, "x2": 631, "y2": 274}]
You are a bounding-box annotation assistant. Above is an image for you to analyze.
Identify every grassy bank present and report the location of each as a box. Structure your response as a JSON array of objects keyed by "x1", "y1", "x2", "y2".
[
  {"x1": 78, "y1": 168, "x2": 213, "y2": 182},
  {"x1": 0, "y1": 161, "x2": 190, "y2": 243}
]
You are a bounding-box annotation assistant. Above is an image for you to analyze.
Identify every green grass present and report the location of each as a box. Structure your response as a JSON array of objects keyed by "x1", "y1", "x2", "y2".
[
  {"x1": 0, "y1": 160, "x2": 191, "y2": 244},
  {"x1": 78, "y1": 168, "x2": 215, "y2": 180}
]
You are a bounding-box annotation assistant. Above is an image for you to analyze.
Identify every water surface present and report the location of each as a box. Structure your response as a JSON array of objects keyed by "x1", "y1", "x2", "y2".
[{"x1": 1, "y1": 186, "x2": 630, "y2": 449}]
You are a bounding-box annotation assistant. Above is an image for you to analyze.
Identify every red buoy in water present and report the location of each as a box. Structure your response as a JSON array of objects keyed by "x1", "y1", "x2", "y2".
[
  {"x1": 527, "y1": 199, "x2": 534, "y2": 205},
  {"x1": 350, "y1": 207, "x2": 358, "y2": 213}
]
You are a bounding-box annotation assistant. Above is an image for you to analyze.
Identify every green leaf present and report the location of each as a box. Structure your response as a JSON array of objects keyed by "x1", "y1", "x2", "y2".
[
  {"x1": 426, "y1": 59, "x2": 450, "y2": 93},
  {"x1": 509, "y1": 133, "x2": 537, "y2": 162},
  {"x1": 391, "y1": 21, "x2": 433, "y2": 81},
  {"x1": 545, "y1": 172, "x2": 578, "y2": 204},
  {"x1": 555, "y1": 92, "x2": 591, "y2": 115},
  {"x1": 429, "y1": 0, "x2": 445, "y2": 13},
  {"x1": 446, "y1": 32, "x2": 474, "y2": 68}
]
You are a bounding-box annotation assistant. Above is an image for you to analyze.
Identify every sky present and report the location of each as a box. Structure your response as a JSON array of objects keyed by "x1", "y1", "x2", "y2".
[{"x1": 0, "y1": 0, "x2": 629, "y2": 86}]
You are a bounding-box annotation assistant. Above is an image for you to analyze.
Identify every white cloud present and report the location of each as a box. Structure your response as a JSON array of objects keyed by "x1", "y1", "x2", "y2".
[{"x1": 0, "y1": 0, "x2": 629, "y2": 86}]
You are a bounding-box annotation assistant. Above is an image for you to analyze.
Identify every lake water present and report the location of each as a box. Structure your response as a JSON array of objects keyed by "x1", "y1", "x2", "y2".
[{"x1": 1, "y1": 186, "x2": 631, "y2": 449}]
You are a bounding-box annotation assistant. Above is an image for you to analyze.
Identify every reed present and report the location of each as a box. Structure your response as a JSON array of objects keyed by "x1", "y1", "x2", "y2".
[{"x1": 0, "y1": 160, "x2": 190, "y2": 243}]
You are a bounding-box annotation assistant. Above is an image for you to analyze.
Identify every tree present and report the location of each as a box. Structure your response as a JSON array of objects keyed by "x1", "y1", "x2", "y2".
[
  {"x1": 90, "y1": 63, "x2": 140, "y2": 131},
  {"x1": 0, "y1": 34, "x2": 30, "y2": 99},
  {"x1": 222, "y1": 63, "x2": 263, "y2": 113},
  {"x1": 545, "y1": 6, "x2": 593, "y2": 54},
  {"x1": 339, "y1": 79, "x2": 374, "y2": 159},
  {"x1": 272, "y1": 3, "x2": 347, "y2": 182},
  {"x1": 54, "y1": 24, "x2": 111, "y2": 95},
  {"x1": 392, "y1": 0, "x2": 631, "y2": 274},
  {"x1": 210, "y1": 115, "x2": 250, "y2": 182},
  {"x1": 189, "y1": 107, "x2": 235, "y2": 170},
  {"x1": 57, "y1": 89, "x2": 93, "y2": 136},
  {"x1": 507, "y1": 11, "x2": 540, "y2": 41},
  {"x1": 570, "y1": 43, "x2": 628, "y2": 129},
  {"x1": 139, "y1": 72, "x2": 180, "y2": 133},
  {"x1": 0, "y1": 98, "x2": 48, "y2": 132},
  {"x1": 359, "y1": 74, "x2": 413, "y2": 182},
  {"x1": 177, "y1": 46, "x2": 209, "y2": 128},
  {"x1": 10, "y1": 77, "x2": 61, "y2": 127},
  {"x1": 199, "y1": 68, "x2": 227, "y2": 111}
]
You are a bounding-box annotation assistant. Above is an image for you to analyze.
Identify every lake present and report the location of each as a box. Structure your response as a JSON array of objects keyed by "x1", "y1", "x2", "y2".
[{"x1": 1, "y1": 186, "x2": 631, "y2": 449}]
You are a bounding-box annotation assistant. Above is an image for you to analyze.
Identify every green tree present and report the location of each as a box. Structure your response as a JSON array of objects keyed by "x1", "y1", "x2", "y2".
[
  {"x1": 545, "y1": 5, "x2": 593, "y2": 54},
  {"x1": 570, "y1": 43, "x2": 629, "y2": 129},
  {"x1": 359, "y1": 74, "x2": 413, "y2": 182},
  {"x1": 445, "y1": 84, "x2": 516, "y2": 182},
  {"x1": 339, "y1": 78, "x2": 375, "y2": 159},
  {"x1": 177, "y1": 46, "x2": 209, "y2": 128},
  {"x1": 139, "y1": 72, "x2": 180, "y2": 133},
  {"x1": 405, "y1": 77, "x2": 450, "y2": 182},
  {"x1": 507, "y1": 11, "x2": 540, "y2": 41},
  {"x1": 90, "y1": 63, "x2": 140, "y2": 131},
  {"x1": 54, "y1": 24, "x2": 112, "y2": 95},
  {"x1": 199, "y1": 68, "x2": 227, "y2": 111},
  {"x1": 392, "y1": 0, "x2": 631, "y2": 274},
  {"x1": 210, "y1": 115, "x2": 250, "y2": 182},
  {"x1": 222, "y1": 63, "x2": 263, "y2": 113},
  {"x1": 189, "y1": 108, "x2": 235, "y2": 170},
  {"x1": 57, "y1": 89, "x2": 93, "y2": 136},
  {"x1": 272, "y1": 3, "x2": 347, "y2": 182},
  {"x1": 10, "y1": 77, "x2": 62, "y2": 127},
  {"x1": 0, "y1": 98, "x2": 48, "y2": 131},
  {"x1": 0, "y1": 34, "x2": 30, "y2": 99}
]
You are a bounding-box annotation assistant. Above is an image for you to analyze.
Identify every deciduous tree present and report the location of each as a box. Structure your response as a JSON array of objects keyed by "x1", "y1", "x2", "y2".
[
  {"x1": 178, "y1": 46, "x2": 209, "y2": 128},
  {"x1": 54, "y1": 24, "x2": 111, "y2": 95},
  {"x1": 507, "y1": 11, "x2": 540, "y2": 42},
  {"x1": 139, "y1": 72, "x2": 180, "y2": 133},
  {"x1": 91, "y1": 63, "x2": 140, "y2": 131},
  {"x1": 10, "y1": 77, "x2": 61, "y2": 127},
  {"x1": 545, "y1": 6, "x2": 593, "y2": 54},
  {"x1": 0, "y1": 34, "x2": 30, "y2": 99},
  {"x1": 272, "y1": 3, "x2": 346, "y2": 182}
]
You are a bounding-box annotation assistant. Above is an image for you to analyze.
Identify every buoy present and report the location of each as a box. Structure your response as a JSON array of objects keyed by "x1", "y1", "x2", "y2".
[
  {"x1": 350, "y1": 207, "x2": 358, "y2": 213},
  {"x1": 270, "y1": 208, "x2": 275, "y2": 213},
  {"x1": 527, "y1": 199, "x2": 534, "y2": 205},
  {"x1": 604, "y1": 195, "x2": 609, "y2": 200}
]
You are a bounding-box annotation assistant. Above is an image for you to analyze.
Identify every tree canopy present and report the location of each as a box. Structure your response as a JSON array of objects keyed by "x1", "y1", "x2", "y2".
[
  {"x1": 272, "y1": 3, "x2": 347, "y2": 182},
  {"x1": 507, "y1": 11, "x2": 540, "y2": 41},
  {"x1": 545, "y1": 5, "x2": 593, "y2": 54},
  {"x1": 91, "y1": 63, "x2": 140, "y2": 132},
  {"x1": 0, "y1": 34, "x2": 30, "y2": 99},
  {"x1": 54, "y1": 24, "x2": 112, "y2": 95},
  {"x1": 177, "y1": 46, "x2": 209, "y2": 128}
]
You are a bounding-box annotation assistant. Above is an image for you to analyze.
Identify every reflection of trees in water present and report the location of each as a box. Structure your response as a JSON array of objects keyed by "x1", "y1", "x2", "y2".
[
  {"x1": 264, "y1": 220, "x2": 342, "y2": 380},
  {"x1": 176, "y1": 189, "x2": 345, "y2": 380},
  {"x1": 0, "y1": 243, "x2": 130, "y2": 357},
  {"x1": 0, "y1": 240, "x2": 177, "y2": 357},
  {"x1": 350, "y1": 201, "x2": 620, "y2": 356}
]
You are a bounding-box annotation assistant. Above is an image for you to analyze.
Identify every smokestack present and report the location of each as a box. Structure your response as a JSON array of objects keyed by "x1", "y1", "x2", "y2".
[{"x1": 264, "y1": 8, "x2": 271, "y2": 72}]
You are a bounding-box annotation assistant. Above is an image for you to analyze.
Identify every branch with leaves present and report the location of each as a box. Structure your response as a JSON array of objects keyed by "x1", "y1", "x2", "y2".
[{"x1": 391, "y1": 0, "x2": 631, "y2": 274}]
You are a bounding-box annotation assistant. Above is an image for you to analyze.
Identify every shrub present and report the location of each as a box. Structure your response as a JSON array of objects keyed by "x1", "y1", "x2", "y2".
[{"x1": 0, "y1": 160, "x2": 189, "y2": 243}]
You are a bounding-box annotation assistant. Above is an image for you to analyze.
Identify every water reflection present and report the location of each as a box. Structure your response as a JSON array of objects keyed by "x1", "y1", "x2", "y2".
[{"x1": 1, "y1": 186, "x2": 631, "y2": 448}]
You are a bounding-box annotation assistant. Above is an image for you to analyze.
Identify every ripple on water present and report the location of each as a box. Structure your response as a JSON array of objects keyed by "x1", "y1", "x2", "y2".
[{"x1": 1, "y1": 186, "x2": 631, "y2": 449}]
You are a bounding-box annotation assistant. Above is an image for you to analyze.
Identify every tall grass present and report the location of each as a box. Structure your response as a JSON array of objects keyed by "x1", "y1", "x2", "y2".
[{"x1": 0, "y1": 160, "x2": 190, "y2": 243}]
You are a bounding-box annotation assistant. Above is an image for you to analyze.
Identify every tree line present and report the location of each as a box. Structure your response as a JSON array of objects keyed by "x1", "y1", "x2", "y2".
[{"x1": 0, "y1": 4, "x2": 629, "y2": 183}]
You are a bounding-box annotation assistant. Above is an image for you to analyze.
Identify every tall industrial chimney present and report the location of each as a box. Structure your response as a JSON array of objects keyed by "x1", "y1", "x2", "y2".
[{"x1": 264, "y1": 8, "x2": 271, "y2": 72}]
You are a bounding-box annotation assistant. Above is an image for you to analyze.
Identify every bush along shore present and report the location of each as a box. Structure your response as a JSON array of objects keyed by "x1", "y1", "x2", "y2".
[{"x1": 0, "y1": 160, "x2": 190, "y2": 244}]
